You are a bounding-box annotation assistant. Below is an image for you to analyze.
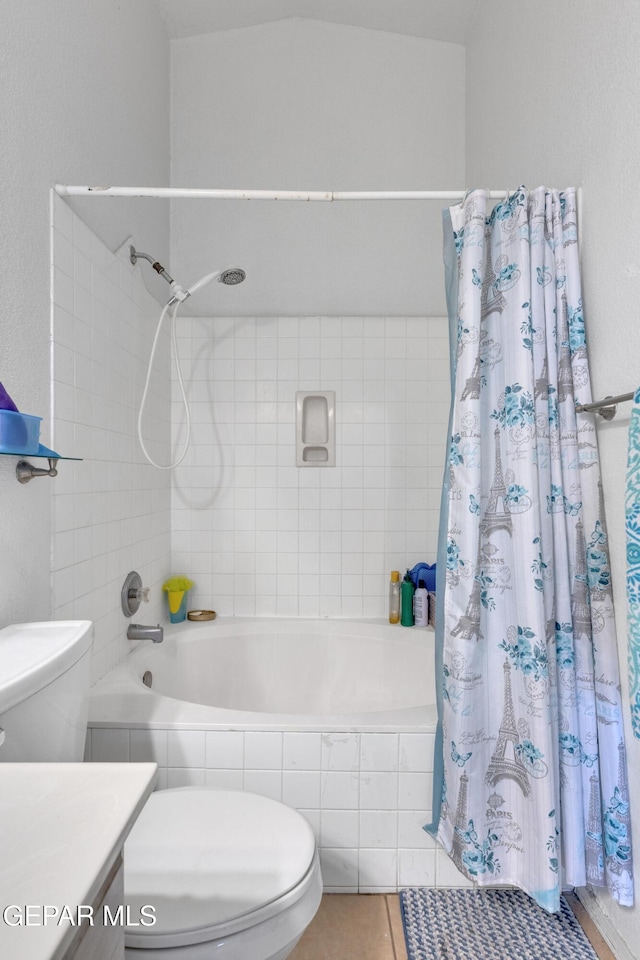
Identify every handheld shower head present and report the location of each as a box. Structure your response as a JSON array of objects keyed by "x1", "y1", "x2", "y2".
[
  {"x1": 169, "y1": 266, "x2": 246, "y2": 304},
  {"x1": 130, "y1": 245, "x2": 246, "y2": 303},
  {"x1": 218, "y1": 267, "x2": 246, "y2": 286},
  {"x1": 189, "y1": 266, "x2": 246, "y2": 295}
]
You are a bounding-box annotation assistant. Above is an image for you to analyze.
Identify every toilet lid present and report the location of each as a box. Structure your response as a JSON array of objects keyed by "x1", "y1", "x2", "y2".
[{"x1": 124, "y1": 788, "x2": 316, "y2": 948}]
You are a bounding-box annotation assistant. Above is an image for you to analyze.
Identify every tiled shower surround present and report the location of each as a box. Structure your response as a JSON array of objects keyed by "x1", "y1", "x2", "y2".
[
  {"x1": 171, "y1": 315, "x2": 450, "y2": 617},
  {"x1": 85, "y1": 726, "x2": 471, "y2": 892},
  {"x1": 51, "y1": 196, "x2": 171, "y2": 681},
  {"x1": 51, "y1": 201, "x2": 450, "y2": 652}
]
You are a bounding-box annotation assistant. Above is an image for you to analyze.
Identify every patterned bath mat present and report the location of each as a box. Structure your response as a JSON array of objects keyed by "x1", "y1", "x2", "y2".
[{"x1": 399, "y1": 888, "x2": 599, "y2": 960}]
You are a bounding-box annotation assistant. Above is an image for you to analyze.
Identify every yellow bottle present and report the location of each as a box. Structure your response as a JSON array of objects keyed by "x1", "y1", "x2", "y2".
[{"x1": 389, "y1": 570, "x2": 401, "y2": 624}]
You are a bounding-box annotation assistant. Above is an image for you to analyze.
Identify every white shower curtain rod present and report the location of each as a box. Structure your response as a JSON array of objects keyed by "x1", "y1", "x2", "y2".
[
  {"x1": 56, "y1": 185, "x2": 538, "y2": 201},
  {"x1": 54, "y1": 183, "x2": 582, "y2": 246}
]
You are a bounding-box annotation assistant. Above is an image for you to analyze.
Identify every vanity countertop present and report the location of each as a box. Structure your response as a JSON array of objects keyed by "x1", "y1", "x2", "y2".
[{"x1": 0, "y1": 762, "x2": 157, "y2": 960}]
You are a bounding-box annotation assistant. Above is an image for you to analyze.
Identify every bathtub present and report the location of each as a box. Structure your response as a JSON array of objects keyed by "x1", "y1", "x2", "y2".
[
  {"x1": 87, "y1": 618, "x2": 452, "y2": 893},
  {"x1": 89, "y1": 617, "x2": 436, "y2": 731}
]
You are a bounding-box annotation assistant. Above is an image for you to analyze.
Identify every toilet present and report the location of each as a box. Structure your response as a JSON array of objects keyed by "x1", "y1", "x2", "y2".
[
  {"x1": 123, "y1": 788, "x2": 322, "y2": 960},
  {"x1": 0, "y1": 620, "x2": 322, "y2": 960}
]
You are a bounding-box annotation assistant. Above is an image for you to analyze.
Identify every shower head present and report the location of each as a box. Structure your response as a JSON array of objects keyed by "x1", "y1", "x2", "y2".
[
  {"x1": 187, "y1": 266, "x2": 246, "y2": 295},
  {"x1": 169, "y1": 266, "x2": 246, "y2": 304},
  {"x1": 218, "y1": 267, "x2": 246, "y2": 286},
  {"x1": 130, "y1": 243, "x2": 245, "y2": 305}
]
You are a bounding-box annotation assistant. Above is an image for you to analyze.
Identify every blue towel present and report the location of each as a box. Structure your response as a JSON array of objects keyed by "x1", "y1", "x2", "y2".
[
  {"x1": 626, "y1": 386, "x2": 640, "y2": 738},
  {"x1": 409, "y1": 562, "x2": 436, "y2": 592}
]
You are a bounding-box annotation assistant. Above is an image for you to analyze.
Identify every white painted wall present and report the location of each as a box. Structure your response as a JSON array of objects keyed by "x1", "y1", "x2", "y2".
[
  {"x1": 0, "y1": 0, "x2": 169, "y2": 629},
  {"x1": 466, "y1": 2, "x2": 640, "y2": 951},
  {"x1": 170, "y1": 19, "x2": 465, "y2": 317}
]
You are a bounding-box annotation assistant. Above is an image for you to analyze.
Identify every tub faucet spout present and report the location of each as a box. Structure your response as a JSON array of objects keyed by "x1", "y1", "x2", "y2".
[{"x1": 127, "y1": 623, "x2": 163, "y2": 644}]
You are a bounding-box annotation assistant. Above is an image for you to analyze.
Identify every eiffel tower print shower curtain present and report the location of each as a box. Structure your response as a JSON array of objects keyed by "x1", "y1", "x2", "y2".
[{"x1": 429, "y1": 187, "x2": 633, "y2": 910}]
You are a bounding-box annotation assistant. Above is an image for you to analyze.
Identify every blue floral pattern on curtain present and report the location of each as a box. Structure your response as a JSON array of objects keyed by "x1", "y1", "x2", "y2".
[{"x1": 434, "y1": 187, "x2": 633, "y2": 910}]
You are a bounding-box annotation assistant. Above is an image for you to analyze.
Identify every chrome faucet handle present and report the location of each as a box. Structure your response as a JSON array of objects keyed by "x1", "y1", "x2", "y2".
[{"x1": 121, "y1": 571, "x2": 150, "y2": 616}]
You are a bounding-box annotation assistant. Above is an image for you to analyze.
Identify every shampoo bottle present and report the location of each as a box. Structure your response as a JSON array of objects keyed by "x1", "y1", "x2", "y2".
[
  {"x1": 389, "y1": 570, "x2": 400, "y2": 624},
  {"x1": 413, "y1": 578, "x2": 428, "y2": 627},
  {"x1": 400, "y1": 571, "x2": 415, "y2": 626}
]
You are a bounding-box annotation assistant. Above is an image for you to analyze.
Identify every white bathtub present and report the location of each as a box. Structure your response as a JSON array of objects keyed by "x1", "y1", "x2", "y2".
[
  {"x1": 87, "y1": 619, "x2": 444, "y2": 892},
  {"x1": 89, "y1": 617, "x2": 436, "y2": 732}
]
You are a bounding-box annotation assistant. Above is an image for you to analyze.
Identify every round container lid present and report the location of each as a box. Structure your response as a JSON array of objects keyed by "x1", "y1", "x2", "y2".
[
  {"x1": 124, "y1": 788, "x2": 316, "y2": 947},
  {"x1": 0, "y1": 620, "x2": 93, "y2": 714}
]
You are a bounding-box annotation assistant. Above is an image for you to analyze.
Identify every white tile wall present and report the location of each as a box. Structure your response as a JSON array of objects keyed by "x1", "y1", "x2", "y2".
[
  {"x1": 51, "y1": 196, "x2": 172, "y2": 681},
  {"x1": 170, "y1": 315, "x2": 449, "y2": 617},
  {"x1": 83, "y1": 724, "x2": 471, "y2": 892}
]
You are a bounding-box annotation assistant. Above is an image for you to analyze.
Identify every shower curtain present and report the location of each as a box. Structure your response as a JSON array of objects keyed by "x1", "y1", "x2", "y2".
[{"x1": 428, "y1": 187, "x2": 633, "y2": 910}]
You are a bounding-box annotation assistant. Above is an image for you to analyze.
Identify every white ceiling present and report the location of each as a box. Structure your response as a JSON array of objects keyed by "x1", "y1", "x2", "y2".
[{"x1": 157, "y1": 0, "x2": 482, "y2": 44}]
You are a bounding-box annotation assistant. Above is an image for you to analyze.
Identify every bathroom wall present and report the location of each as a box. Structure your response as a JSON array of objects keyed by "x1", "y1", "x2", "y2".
[
  {"x1": 466, "y1": 1, "x2": 640, "y2": 952},
  {"x1": 0, "y1": 0, "x2": 170, "y2": 631},
  {"x1": 171, "y1": 315, "x2": 449, "y2": 617},
  {"x1": 51, "y1": 196, "x2": 172, "y2": 682},
  {"x1": 169, "y1": 18, "x2": 465, "y2": 317}
]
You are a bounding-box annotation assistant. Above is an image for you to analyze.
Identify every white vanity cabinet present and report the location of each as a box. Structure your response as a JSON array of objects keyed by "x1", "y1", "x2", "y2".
[{"x1": 0, "y1": 763, "x2": 157, "y2": 960}]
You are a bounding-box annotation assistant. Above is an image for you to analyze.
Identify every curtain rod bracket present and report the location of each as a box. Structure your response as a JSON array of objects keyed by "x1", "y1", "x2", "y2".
[{"x1": 575, "y1": 391, "x2": 635, "y2": 418}]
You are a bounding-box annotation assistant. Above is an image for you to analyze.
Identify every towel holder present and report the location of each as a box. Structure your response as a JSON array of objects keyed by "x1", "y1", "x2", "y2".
[{"x1": 16, "y1": 457, "x2": 59, "y2": 483}]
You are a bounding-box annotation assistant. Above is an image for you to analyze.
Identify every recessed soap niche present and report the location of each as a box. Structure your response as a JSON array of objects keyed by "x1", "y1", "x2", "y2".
[{"x1": 296, "y1": 391, "x2": 335, "y2": 467}]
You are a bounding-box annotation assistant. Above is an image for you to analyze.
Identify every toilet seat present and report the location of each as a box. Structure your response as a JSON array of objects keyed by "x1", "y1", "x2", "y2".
[{"x1": 124, "y1": 788, "x2": 317, "y2": 951}]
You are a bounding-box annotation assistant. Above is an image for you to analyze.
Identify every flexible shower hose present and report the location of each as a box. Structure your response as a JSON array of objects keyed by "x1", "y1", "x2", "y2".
[{"x1": 137, "y1": 300, "x2": 191, "y2": 470}]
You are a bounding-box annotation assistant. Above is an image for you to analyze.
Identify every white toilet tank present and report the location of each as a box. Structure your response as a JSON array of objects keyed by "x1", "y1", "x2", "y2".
[{"x1": 0, "y1": 621, "x2": 93, "y2": 762}]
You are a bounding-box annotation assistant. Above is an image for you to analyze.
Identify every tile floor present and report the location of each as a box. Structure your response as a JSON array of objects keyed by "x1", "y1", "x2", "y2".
[
  {"x1": 290, "y1": 894, "x2": 407, "y2": 960},
  {"x1": 290, "y1": 892, "x2": 616, "y2": 960}
]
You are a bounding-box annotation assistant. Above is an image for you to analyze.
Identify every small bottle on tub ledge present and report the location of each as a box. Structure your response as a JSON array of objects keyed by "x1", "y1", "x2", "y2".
[
  {"x1": 388, "y1": 570, "x2": 400, "y2": 624},
  {"x1": 400, "y1": 571, "x2": 415, "y2": 626},
  {"x1": 413, "y1": 578, "x2": 429, "y2": 627}
]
